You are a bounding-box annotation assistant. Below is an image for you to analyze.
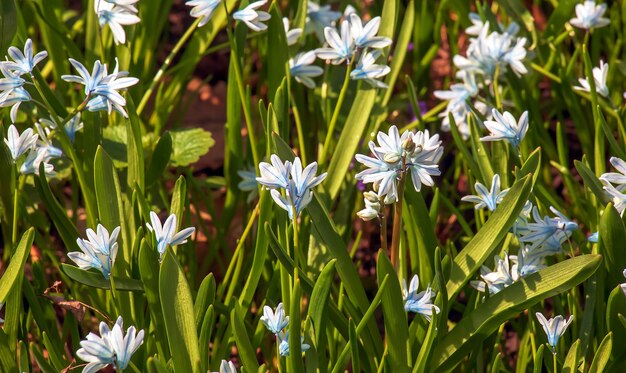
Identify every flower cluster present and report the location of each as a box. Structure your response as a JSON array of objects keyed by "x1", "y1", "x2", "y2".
[
  {"x1": 260, "y1": 303, "x2": 310, "y2": 357},
  {"x1": 0, "y1": 39, "x2": 48, "y2": 121},
  {"x1": 355, "y1": 125, "x2": 443, "y2": 205},
  {"x1": 76, "y1": 316, "x2": 144, "y2": 372},
  {"x1": 256, "y1": 155, "x2": 327, "y2": 220},
  {"x1": 68, "y1": 224, "x2": 120, "y2": 280},
  {"x1": 402, "y1": 274, "x2": 440, "y2": 321},
  {"x1": 569, "y1": 0, "x2": 610, "y2": 30},
  {"x1": 4, "y1": 123, "x2": 62, "y2": 176},
  {"x1": 95, "y1": 0, "x2": 140, "y2": 45}
]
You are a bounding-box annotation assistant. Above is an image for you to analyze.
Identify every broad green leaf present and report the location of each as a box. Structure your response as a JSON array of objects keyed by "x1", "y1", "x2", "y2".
[
  {"x1": 146, "y1": 132, "x2": 172, "y2": 187},
  {"x1": 231, "y1": 303, "x2": 260, "y2": 371},
  {"x1": 126, "y1": 97, "x2": 146, "y2": 191},
  {"x1": 588, "y1": 332, "x2": 612, "y2": 373},
  {"x1": 147, "y1": 356, "x2": 170, "y2": 373},
  {"x1": 194, "y1": 273, "x2": 215, "y2": 330},
  {"x1": 446, "y1": 175, "x2": 533, "y2": 300},
  {"x1": 0, "y1": 330, "x2": 15, "y2": 372},
  {"x1": 159, "y1": 251, "x2": 201, "y2": 373},
  {"x1": 533, "y1": 344, "x2": 545, "y2": 373},
  {"x1": 61, "y1": 264, "x2": 143, "y2": 292},
  {"x1": 433, "y1": 254, "x2": 602, "y2": 371},
  {"x1": 0, "y1": 228, "x2": 34, "y2": 303},
  {"x1": 469, "y1": 117, "x2": 494, "y2": 184},
  {"x1": 575, "y1": 159, "x2": 609, "y2": 204},
  {"x1": 309, "y1": 259, "x2": 336, "y2": 347},
  {"x1": 562, "y1": 339, "x2": 581, "y2": 373},
  {"x1": 170, "y1": 128, "x2": 215, "y2": 167},
  {"x1": 605, "y1": 286, "x2": 626, "y2": 362},
  {"x1": 403, "y1": 189, "x2": 437, "y2": 283},
  {"x1": 376, "y1": 250, "x2": 409, "y2": 371},
  {"x1": 266, "y1": 4, "x2": 288, "y2": 102},
  {"x1": 599, "y1": 204, "x2": 626, "y2": 285}
]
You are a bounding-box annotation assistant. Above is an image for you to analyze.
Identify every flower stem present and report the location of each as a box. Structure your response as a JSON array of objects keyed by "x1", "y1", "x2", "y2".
[
  {"x1": 319, "y1": 60, "x2": 353, "y2": 165},
  {"x1": 137, "y1": 17, "x2": 202, "y2": 116},
  {"x1": 553, "y1": 350, "x2": 557, "y2": 373},
  {"x1": 12, "y1": 173, "x2": 26, "y2": 248},
  {"x1": 379, "y1": 214, "x2": 388, "y2": 253},
  {"x1": 390, "y1": 157, "x2": 407, "y2": 272},
  {"x1": 493, "y1": 64, "x2": 502, "y2": 111}
]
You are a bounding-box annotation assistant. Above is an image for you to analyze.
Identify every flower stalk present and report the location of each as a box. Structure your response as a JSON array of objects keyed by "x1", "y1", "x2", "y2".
[
  {"x1": 390, "y1": 156, "x2": 407, "y2": 271},
  {"x1": 320, "y1": 60, "x2": 353, "y2": 165}
]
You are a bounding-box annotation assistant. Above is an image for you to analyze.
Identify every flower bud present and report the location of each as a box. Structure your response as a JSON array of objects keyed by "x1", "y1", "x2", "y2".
[
  {"x1": 357, "y1": 207, "x2": 379, "y2": 221},
  {"x1": 363, "y1": 191, "x2": 379, "y2": 203},
  {"x1": 383, "y1": 152, "x2": 401, "y2": 164},
  {"x1": 402, "y1": 136, "x2": 416, "y2": 154}
]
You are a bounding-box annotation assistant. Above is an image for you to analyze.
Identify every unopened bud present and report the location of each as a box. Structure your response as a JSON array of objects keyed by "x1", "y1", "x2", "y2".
[
  {"x1": 363, "y1": 191, "x2": 379, "y2": 203},
  {"x1": 383, "y1": 152, "x2": 401, "y2": 164},
  {"x1": 357, "y1": 208, "x2": 379, "y2": 221},
  {"x1": 402, "y1": 136, "x2": 415, "y2": 154}
]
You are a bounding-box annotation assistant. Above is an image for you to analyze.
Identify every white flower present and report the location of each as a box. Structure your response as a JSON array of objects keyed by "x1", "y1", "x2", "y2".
[
  {"x1": 602, "y1": 182, "x2": 626, "y2": 216},
  {"x1": 219, "y1": 360, "x2": 237, "y2": 373},
  {"x1": 186, "y1": 0, "x2": 222, "y2": 27},
  {"x1": 40, "y1": 113, "x2": 84, "y2": 143},
  {"x1": 289, "y1": 51, "x2": 324, "y2": 89},
  {"x1": 19, "y1": 148, "x2": 55, "y2": 176},
  {"x1": 350, "y1": 49, "x2": 390, "y2": 88},
  {"x1": 434, "y1": 71, "x2": 481, "y2": 139},
  {"x1": 95, "y1": 0, "x2": 140, "y2": 45},
  {"x1": 283, "y1": 17, "x2": 303, "y2": 46},
  {"x1": 277, "y1": 331, "x2": 310, "y2": 357},
  {"x1": 402, "y1": 274, "x2": 440, "y2": 321},
  {"x1": 68, "y1": 224, "x2": 120, "y2": 280},
  {"x1": 535, "y1": 313, "x2": 573, "y2": 353},
  {"x1": 569, "y1": 1, "x2": 610, "y2": 30},
  {"x1": 600, "y1": 156, "x2": 626, "y2": 191},
  {"x1": 461, "y1": 174, "x2": 510, "y2": 211},
  {"x1": 145, "y1": 212, "x2": 196, "y2": 260},
  {"x1": 315, "y1": 19, "x2": 355, "y2": 65},
  {"x1": 466, "y1": 12, "x2": 519, "y2": 36},
  {"x1": 471, "y1": 253, "x2": 516, "y2": 295},
  {"x1": 237, "y1": 169, "x2": 258, "y2": 192},
  {"x1": 0, "y1": 63, "x2": 30, "y2": 122},
  {"x1": 233, "y1": 0, "x2": 271, "y2": 32},
  {"x1": 481, "y1": 109, "x2": 529, "y2": 148},
  {"x1": 510, "y1": 248, "x2": 546, "y2": 278},
  {"x1": 407, "y1": 130, "x2": 444, "y2": 192},
  {"x1": 256, "y1": 154, "x2": 291, "y2": 189},
  {"x1": 574, "y1": 60, "x2": 609, "y2": 98},
  {"x1": 62, "y1": 58, "x2": 139, "y2": 117},
  {"x1": 305, "y1": 2, "x2": 341, "y2": 41},
  {"x1": 518, "y1": 206, "x2": 578, "y2": 256},
  {"x1": 260, "y1": 303, "x2": 289, "y2": 334},
  {"x1": 4, "y1": 124, "x2": 38, "y2": 161},
  {"x1": 348, "y1": 14, "x2": 391, "y2": 49},
  {"x1": 2, "y1": 38, "x2": 48, "y2": 76}
]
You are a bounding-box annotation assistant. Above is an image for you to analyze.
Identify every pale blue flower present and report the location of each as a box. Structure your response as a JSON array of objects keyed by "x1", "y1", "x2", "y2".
[
  {"x1": 68, "y1": 224, "x2": 120, "y2": 280},
  {"x1": 283, "y1": 18, "x2": 302, "y2": 46},
  {"x1": 306, "y1": 2, "x2": 341, "y2": 41},
  {"x1": 588, "y1": 231, "x2": 599, "y2": 243},
  {"x1": 233, "y1": 1, "x2": 271, "y2": 32},
  {"x1": 602, "y1": 182, "x2": 626, "y2": 216},
  {"x1": 62, "y1": 58, "x2": 139, "y2": 117},
  {"x1": 95, "y1": 0, "x2": 140, "y2": 44},
  {"x1": 574, "y1": 60, "x2": 609, "y2": 98},
  {"x1": 289, "y1": 51, "x2": 324, "y2": 89},
  {"x1": 256, "y1": 154, "x2": 291, "y2": 189},
  {"x1": 40, "y1": 114, "x2": 84, "y2": 144},
  {"x1": 461, "y1": 174, "x2": 509, "y2": 211},
  {"x1": 471, "y1": 253, "x2": 516, "y2": 295},
  {"x1": 518, "y1": 206, "x2": 578, "y2": 255},
  {"x1": 19, "y1": 148, "x2": 55, "y2": 176},
  {"x1": 481, "y1": 109, "x2": 529, "y2": 148},
  {"x1": 535, "y1": 313, "x2": 573, "y2": 353},
  {"x1": 260, "y1": 303, "x2": 289, "y2": 335},
  {"x1": 600, "y1": 156, "x2": 626, "y2": 191},
  {"x1": 102, "y1": 0, "x2": 139, "y2": 13},
  {"x1": 1, "y1": 39, "x2": 48, "y2": 76},
  {"x1": 453, "y1": 23, "x2": 528, "y2": 78},
  {"x1": 406, "y1": 130, "x2": 444, "y2": 192},
  {"x1": 434, "y1": 71, "x2": 482, "y2": 139},
  {"x1": 402, "y1": 274, "x2": 440, "y2": 321},
  {"x1": 569, "y1": 1, "x2": 609, "y2": 30},
  {"x1": 350, "y1": 49, "x2": 390, "y2": 88},
  {"x1": 146, "y1": 212, "x2": 196, "y2": 260},
  {"x1": 219, "y1": 360, "x2": 237, "y2": 373},
  {"x1": 0, "y1": 63, "x2": 30, "y2": 122},
  {"x1": 76, "y1": 316, "x2": 144, "y2": 372},
  {"x1": 237, "y1": 169, "x2": 257, "y2": 192},
  {"x1": 510, "y1": 248, "x2": 546, "y2": 278},
  {"x1": 466, "y1": 12, "x2": 519, "y2": 37},
  {"x1": 4, "y1": 124, "x2": 38, "y2": 161},
  {"x1": 348, "y1": 14, "x2": 392, "y2": 49},
  {"x1": 186, "y1": 0, "x2": 221, "y2": 27},
  {"x1": 315, "y1": 20, "x2": 355, "y2": 65},
  {"x1": 277, "y1": 331, "x2": 310, "y2": 357},
  {"x1": 34, "y1": 123, "x2": 63, "y2": 159}
]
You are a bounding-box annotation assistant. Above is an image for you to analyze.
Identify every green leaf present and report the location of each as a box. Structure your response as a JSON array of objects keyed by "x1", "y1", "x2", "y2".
[
  {"x1": 349, "y1": 320, "x2": 361, "y2": 373},
  {"x1": 0, "y1": 330, "x2": 16, "y2": 372},
  {"x1": 606, "y1": 286, "x2": 626, "y2": 362},
  {"x1": 575, "y1": 159, "x2": 609, "y2": 204},
  {"x1": 159, "y1": 251, "x2": 201, "y2": 373},
  {"x1": 562, "y1": 339, "x2": 581, "y2": 373},
  {"x1": 446, "y1": 175, "x2": 533, "y2": 300},
  {"x1": 432, "y1": 254, "x2": 602, "y2": 371},
  {"x1": 231, "y1": 303, "x2": 260, "y2": 371},
  {"x1": 146, "y1": 132, "x2": 172, "y2": 187},
  {"x1": 35, "y1": 172, "x2": 80, "y2": 252},
  {"x1": 469, "y1": 117, "x2": 494, "y2": 184},
  {"x1": 413, "y1": 310, "x2": 440, "y2": 373},
  {"x1": 170, "y1": 128, "x2": 215, "y2": 167},
  {"x1": 376, "y1": 250, "x2": 409, "y2": 371},
  {"x1": 194, "y1": 273, "x2": 215, "y2": 330},
  {"x1": 0, "y1": 228, "x2": 34, "y2": 303},
  {"x1": 588, "y1": 332, "x2": 612, "y2": 373},
  {"x1": 599, "y1": 204, "x2": 626, "y2": 285},
  {"x1": 126, "y1": 97, "x2": 146, "y2": 191},
  {"x1": 266, "y1": 3, "x2": 288, "y2": 102},
  {"x1": 288, "y1": 278, "x2": 305, "y2": 373},
  {"x1": 61, "y1": 264, "x2": 143, "y2": 291},
  {"x1": 533, "y1": 344, "x2": 545, "y2": 373},
  {"x1": 309, "y1": 259, "x2": 336, "y2": 347},
  {"x1": 0, "y1": 0, "x2": 16, "y2": 61},
  {"x1": 169, "y1": 175, "x2": 187, "y2": 231}
]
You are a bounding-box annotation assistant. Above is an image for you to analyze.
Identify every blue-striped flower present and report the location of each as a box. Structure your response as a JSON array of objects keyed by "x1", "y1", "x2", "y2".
[
  {"x1": 40, "y1": 113, "x2": 84, "y2": 144},
  {"x1": 348, "y1": 14, "x2": 391, "y2": 49},
  {"x1": 260, "y1": 303, "x2": 289, "y2": 335},
  {"x1": 461, "y1": 174, "x2": 509, "y2": 211},
  {"x1": 277, "y1": 331, "x2": 311, "y2": 357},
  {"x1": 289, "y1": 51, "x2": 324, "y2": 89},
  {"x1": 535, "y1": 313, "x2": 573, "y2": 354},
  {"x1": 602, "y1": 182, "x2": 626, "y2": 216},
  {"x1": 4, "y1": 124, "x2": 38, "y2": 162},
  {"x1": 510, "y1": 248, "x2": 546, "y2": 278},
  {"x1": 68, "y1": 224, "x2": 120, "y2": 280},
  {"x1": 588, "y1": 231, "x2": 599, "y2": 243},
  {"x1": 350, "y1": 50, "x2": 390, "y2": 88},
  {"x1": 186, "y1": 0, "x2": 221, "y2": 27},
  {"x1": 146, "y1": 212, "x2": 196, "y2": 260},
  {"x1": 62, "y1": 58, "x2": 138, "y2": 117},
  {"x1": 305, "y1": 2, "x2": 341, "y2": 41},
  {"x1": 574, "y1": 60, "x2": 609, "y2": 98},
  {"x1": 283, "y1": 17, "x2": 303, "y2": 46},
  {"x1": 107, "y1": 316, "x2": 145, "y2": 370},
  {"x1": 315, "y1": 19, "x2": 354, "y2": 65},
  {"x1": 518, "y1": 206, "x2": 578, "y2": 255},
  {"x1": 471, "y1": 253, "x2": 516, "y2": 295},
  {"x1": 219, "y1": 360, "x2": 238, "y2": 373},
  {"x1": 569, "y1": 1, "x2": 609, "y2": 30},
  {"x1": 600, "y1": 157, "x2": 626, "y2": 191},
  {"x1": 0, "y1": 63, "x2": 30, "y2": 122},
  {"x1": 256, "y1": 154, "x2": 291, "y2": 189},
  {"x1": 481, "y1": 109, "x2": 529, "y2": 148},
  {"x1": 1, "y1": 39, "x2": 48, "y2": 76},
  {"x1": 95, "y1": 0, "x2": 140, "y2": 45},
  {"x1": 402, "y1": 274, "x2": 440, "y2": 321},
  {"x1": 233, "y1": 1, "x2": 271, "y2": 32}
]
